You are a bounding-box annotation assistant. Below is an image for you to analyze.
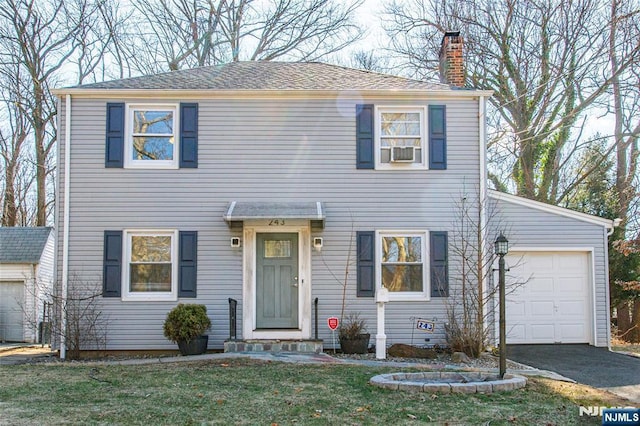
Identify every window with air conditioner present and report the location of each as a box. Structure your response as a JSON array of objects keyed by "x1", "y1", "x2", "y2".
[{"x1": 377, "y1": 106, "x2": 426, "y2": 169}]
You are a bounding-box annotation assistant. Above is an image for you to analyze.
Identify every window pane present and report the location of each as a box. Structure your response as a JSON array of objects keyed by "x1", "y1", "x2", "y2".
[
  {"x1": 130, "y1": 264, "x2": 172, "y2": 292},
  {"x1": 382, "y1": 236, "x2": 422, "y2": 262},
  {"x1": 264, "y1": 240, "x2": 291, "y2": 258},
  {"x1": 381, "y1": 264, "x2": 423, "y2": 292},
  {"x1": 131, "y1": 236, "x2": 172, "y2": 262},
  {"x1": 380, "y1": 138, "x2": 421, "y2": 147},
  {"x1": 381, "y1": 112, "x2": 420, "y2": 136},
  {"x1": 132, "y1": 136, "x2": 174, "y2": 160},
  {"x1": 133, "y1": 110, "x2": 174, "y2": 134}
]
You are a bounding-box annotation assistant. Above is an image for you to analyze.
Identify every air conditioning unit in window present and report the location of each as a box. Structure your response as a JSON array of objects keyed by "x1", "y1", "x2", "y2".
[{"x1": 391, "y1": 146, "x2": 416, "y2": 162}]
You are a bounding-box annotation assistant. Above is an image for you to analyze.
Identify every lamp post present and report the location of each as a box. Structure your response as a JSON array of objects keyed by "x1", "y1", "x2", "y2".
[{"x1": 494, "y1": 233, "x2": 509, "y2": 379}]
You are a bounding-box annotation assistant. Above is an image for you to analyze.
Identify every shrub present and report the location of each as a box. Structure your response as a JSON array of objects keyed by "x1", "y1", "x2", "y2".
[
  {"x1": 338, "y1": 313, "x2": 367, "y2": 340},
  {"x1": 163, "y1": 304, "x2": 211, "y2": 343}
]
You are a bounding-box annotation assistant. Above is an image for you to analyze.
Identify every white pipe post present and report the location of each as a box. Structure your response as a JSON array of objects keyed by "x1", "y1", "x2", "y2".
[{"x1": 375, "y1": 287, "x2": 389, "y2": 359}]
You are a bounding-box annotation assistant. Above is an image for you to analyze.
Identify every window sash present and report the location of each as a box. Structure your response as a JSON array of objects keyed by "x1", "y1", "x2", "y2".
[
  {"x1": 377, "y1": 231, "x2": 429, "y2": 300},
  {"x1": 376, "y1": 107, "x2": 426, "y2": 168},
  {"x1": 125, "y1": 105, "x2": 178, "y2": 168},
  {"x1": 123, "y1": 230, "x2": 178, "y2": 301},
  {"x1": 132, "y1": 110, "x2": 174, "y2": 135}
]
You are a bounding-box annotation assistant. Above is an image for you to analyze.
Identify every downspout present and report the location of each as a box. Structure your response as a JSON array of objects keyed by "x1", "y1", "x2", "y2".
[
  {"x1": 31, "y1": 263, "x2": 37, "y2": 342},
  {"x1": 604, "y1": 218, "x2": 620, "y2": 349},
  {"x1": 478, "y1": 95, "x2": 489, "y2": 342},
  {"x1": 60, "y1": 94, "x2": 71, "y2": 360}
]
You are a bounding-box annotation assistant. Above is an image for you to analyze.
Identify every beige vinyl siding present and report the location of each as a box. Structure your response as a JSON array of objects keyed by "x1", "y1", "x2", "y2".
[
  {"x1": 56, "y1": 95, "x2": 480, "y2": 350},
  {"x1": 489, "y1": 196, "x2": 610, "y2": 347}
]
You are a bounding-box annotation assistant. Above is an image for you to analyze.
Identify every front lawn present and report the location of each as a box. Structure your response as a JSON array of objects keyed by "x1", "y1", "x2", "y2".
[
  {"x1": 612, "y1": 343, "x2": 640, "y2": 355},
  {"x1": 0, "y1": 358, "x2": 629, "y2": 425}
]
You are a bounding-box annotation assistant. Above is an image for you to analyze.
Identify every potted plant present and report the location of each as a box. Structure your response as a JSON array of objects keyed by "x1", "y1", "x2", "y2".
[
  {"x1": 163, "y1": 303, "x2": 211, "y2": 355},
  {"x1": 338, "y1": 313, "x2": 370, "y2": 354}
]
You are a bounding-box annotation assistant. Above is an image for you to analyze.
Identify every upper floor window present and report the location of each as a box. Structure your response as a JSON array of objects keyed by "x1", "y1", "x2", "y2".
[
  {"x1": 376, "y1": 107, "x2": 427, "y2": 170},
  {"x1": 126, "y1": 105, "x2": 178, "y2": 169}
]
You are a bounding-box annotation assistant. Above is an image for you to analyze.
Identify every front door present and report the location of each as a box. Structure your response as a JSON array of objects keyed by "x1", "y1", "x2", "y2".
[{"x1": 256, "y1": 233, "x2": 299, "y2": 329}]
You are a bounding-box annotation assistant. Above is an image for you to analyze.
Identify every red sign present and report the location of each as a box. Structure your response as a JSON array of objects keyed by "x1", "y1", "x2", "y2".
[{"x1": 327, "y1": 317, "x2": 339, "y2": 331}]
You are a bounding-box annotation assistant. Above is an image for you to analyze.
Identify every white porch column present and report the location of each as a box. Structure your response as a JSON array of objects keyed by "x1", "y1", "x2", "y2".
[{"x1": 375, "y1": 288, "x2": 389, "y2": 359}]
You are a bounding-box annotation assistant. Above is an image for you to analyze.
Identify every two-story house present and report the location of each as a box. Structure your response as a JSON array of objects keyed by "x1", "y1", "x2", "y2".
[{"x1": 52, "y1": 33, "x2": 615, "y2": 357}]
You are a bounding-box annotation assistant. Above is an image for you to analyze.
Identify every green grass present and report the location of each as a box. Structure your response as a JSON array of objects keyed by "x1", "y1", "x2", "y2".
[{"x1": 0, "y1": 358, "x2": 627, "y2": 425}]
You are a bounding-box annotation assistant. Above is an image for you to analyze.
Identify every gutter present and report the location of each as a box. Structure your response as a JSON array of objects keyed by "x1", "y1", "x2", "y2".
[
  {"x1": 60, "y1": 94, "x2": 71, "y2": 360},
  {"x1": 608, "y1": 218, "x2": 622, "y2": 236},
  {"x1": 51, "y1": 88, "x2": 495, "y2": 99}
]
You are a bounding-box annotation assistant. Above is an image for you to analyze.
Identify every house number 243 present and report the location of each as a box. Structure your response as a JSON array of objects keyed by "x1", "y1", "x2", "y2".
[{"x1": 269, "y1": 219, "x2": 286, "y2": 226}]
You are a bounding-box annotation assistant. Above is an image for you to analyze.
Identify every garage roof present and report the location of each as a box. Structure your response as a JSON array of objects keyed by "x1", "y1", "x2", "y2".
[
  {"x1": 488, "y1": 190, "x2": 616, "y2": 230},
  {"x1": 0, "y1": 227, "x2": 52, "y2": 264}
]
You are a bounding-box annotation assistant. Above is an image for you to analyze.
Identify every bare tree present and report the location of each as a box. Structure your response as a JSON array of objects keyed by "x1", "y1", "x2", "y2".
[
  {"x1": 120, "y1": 0, "x2": 364, "y2": 73},
  {"x1": 608, "y1": 0, "x2": 640, "y2": 343},
  {"x1": 349, "y1": 49, "x2": 390, "y2": 72},
  {"x1": 383, "y1": 0, "x2": 640, "y2": 205},
  {"x1": 0, "y1": 56, "x2": 32, "y2": 226},
  {"x1": 0, "y1": 0, "x2": 77, "y2": 225},
  {"x1": 21, "y1": 275, "x2": 107, "y2": 360},
  {"x1": 0, "y1": 0, "x2": 122, "y2": 226},
  {"x1": 445, "y1": 191, "x2": 527, "y2": 357}
]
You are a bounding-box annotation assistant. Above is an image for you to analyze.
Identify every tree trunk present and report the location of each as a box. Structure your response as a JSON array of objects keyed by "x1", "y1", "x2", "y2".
[
  {"x1": 616, "y1": 301, "x2": 631, "y2": 340},
  {"x1": 630, "y1": 299, "x2": 640, "y2": 343},
  {"x1": 34, "y1": 83, "x2": 47, "y2": 226},
  {"x1": 2, "y1": 164, "x2": 17, "y2": 226}
]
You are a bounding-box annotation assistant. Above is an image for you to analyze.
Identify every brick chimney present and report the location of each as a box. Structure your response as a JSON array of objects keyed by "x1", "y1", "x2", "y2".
[{"x1": 439, "y1": 31, "x2": 465, "y2": 87}]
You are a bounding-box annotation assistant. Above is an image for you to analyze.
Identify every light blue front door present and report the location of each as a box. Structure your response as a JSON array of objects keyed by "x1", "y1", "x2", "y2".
[{"x1": 256, "y1": 233, "x2": 299, "y2": 329}]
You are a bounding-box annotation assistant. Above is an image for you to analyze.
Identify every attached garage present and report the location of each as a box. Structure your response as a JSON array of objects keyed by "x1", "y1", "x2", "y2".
[
  {"x1": 489, "y1": 190, "x2": 615, "y2": 347},
  {"x1": 505, "y1": 251, "x2": 592, "y2": 344},
  {"x1": 0, "y1": 281, "x2": 25, "y2": 342}
]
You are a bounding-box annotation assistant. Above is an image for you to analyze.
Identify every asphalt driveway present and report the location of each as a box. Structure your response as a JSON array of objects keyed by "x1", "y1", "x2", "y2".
[{"x1": 508, "y1": 344, "x2": 640, "y2": 404}]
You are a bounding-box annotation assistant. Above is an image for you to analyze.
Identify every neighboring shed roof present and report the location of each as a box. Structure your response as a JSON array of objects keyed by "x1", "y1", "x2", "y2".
[
  {"x1": 61, "y1": 61, "x2": 454, "y2": 92},
  {"x1": 0, "y1": 227, "x2": 53, "y2": 264}
]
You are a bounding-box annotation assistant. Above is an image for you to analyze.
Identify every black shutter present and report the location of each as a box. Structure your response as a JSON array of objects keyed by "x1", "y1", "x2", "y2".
[
  {"x1": 356, "y1": 231, "x2": 375, "y2": 297},
  {"x1": 430, "y1": 231, "x2": 449, "y2": 297},
  {"x1": 178, "y1": 231, "x2": 198, "y2": 297},
  {"x1": 356, "y1": 104, "x2": 374, "y2": 169},
  {"x1": 429, "y1": 105, "x2": 447, "y2": 170},
  {"x1": 105, "y1": 103, "x2": 125, "y2": 168},
  {"x1": 103, "y1": 231, "x2": 123, "y2": 297},
  {"x1": 180, "y1": 103, "x2": 198, "y2": 168}
]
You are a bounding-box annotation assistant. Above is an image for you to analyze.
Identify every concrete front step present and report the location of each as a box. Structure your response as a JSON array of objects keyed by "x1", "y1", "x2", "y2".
[{"x1": 224, "y1": 339, "x2": 323, "y2": 354}]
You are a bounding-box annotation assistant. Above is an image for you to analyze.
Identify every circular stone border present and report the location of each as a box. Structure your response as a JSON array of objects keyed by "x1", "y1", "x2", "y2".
[{"x1": 369, "y1": 371, "x2": 527, "y2": 394}]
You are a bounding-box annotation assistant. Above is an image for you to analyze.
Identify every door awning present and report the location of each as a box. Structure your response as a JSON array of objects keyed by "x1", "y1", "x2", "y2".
[{"x1": 223, "y1": 201, "x2": 325, "y2": 228}]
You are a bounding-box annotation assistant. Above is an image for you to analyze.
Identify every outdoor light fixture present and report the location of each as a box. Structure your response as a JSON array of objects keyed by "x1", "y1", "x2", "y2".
[
  {"x1": 494, "y1": 232, "x2": 509, "y2": 379},
  {"x1": 495, "y1": 233, "x2": 509, "y2": 256}
]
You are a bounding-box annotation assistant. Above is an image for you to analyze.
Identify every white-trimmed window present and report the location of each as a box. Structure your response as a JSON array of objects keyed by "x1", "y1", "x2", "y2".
[
  {"x1": 377, "y1": 231, "x2": 429, "y2": 301},
  {"x1": 125, "y1": 105, "x2": 178, "y2": 168},
  {"x1": 123, "y1": 230, "x2": 178, "y2": 301},
  {"x1": 376, "y1": 106, "x2": 427, "y2": 169}
]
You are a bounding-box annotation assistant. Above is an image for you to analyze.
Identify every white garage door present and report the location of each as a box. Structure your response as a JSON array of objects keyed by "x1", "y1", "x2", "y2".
[
  {"x1": 0, "y1": 281, "x2": 25, "y2": 342},
  {"x1": 505, "y1": 252, "x2": 591, "y2": 344}
]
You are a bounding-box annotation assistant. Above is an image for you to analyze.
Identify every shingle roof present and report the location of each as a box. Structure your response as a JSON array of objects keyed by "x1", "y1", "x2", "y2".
[
  {"x1": 0, "y1": 227, "x2": 52, "y2": 264},
  {"x1": 69, "y1": 61, "x2": 452, "y2": 91}
]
